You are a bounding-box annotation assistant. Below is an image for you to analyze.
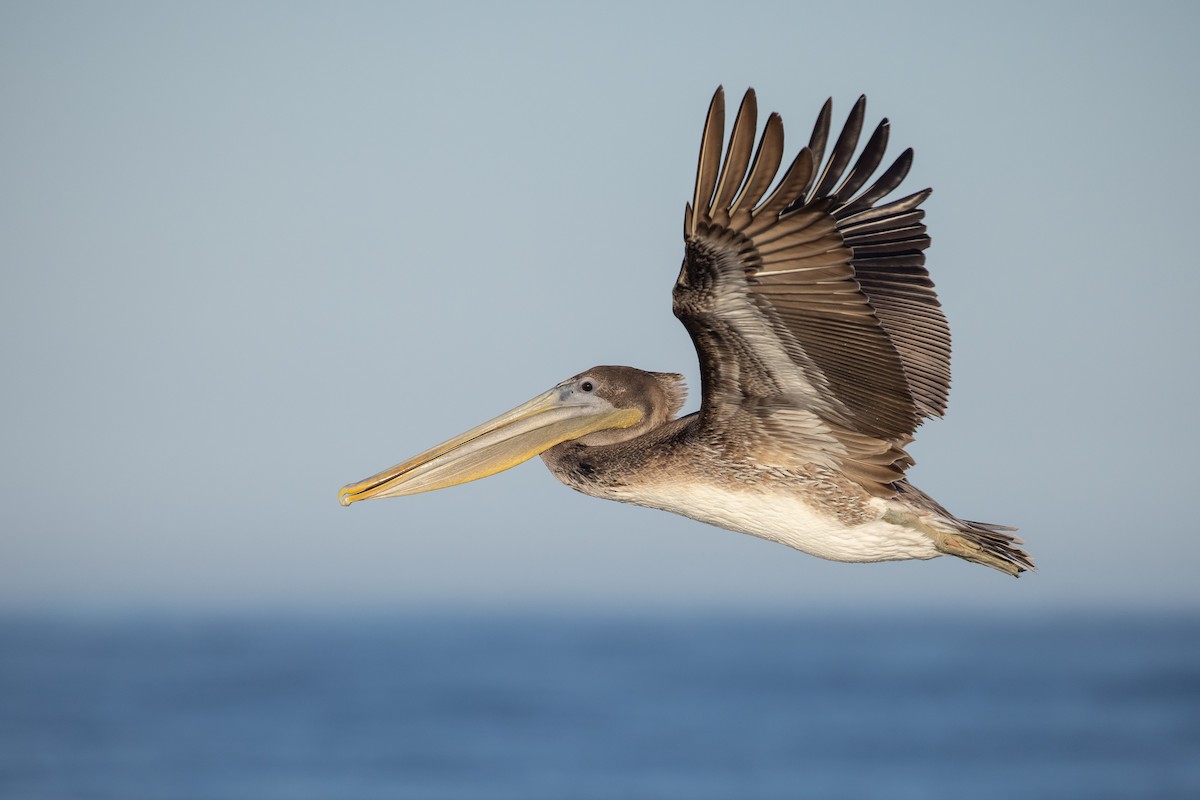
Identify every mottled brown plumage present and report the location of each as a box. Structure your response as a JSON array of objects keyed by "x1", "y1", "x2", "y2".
[{"x1": 340, "y1": 88, "x2": 1033, "y2": 577}]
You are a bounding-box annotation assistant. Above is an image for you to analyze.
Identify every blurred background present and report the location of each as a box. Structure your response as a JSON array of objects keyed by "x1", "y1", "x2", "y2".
[{"x1": 2, "y1": 2, "x2": 1198, "y2": 798}]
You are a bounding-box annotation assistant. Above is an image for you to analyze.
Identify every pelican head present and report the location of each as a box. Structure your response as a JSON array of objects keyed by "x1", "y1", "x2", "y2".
[{"x1": 339, "y1": 366, "x2": 686, "y2": 506}]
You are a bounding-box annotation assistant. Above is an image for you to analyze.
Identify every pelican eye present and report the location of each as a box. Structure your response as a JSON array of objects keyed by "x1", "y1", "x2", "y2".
[{"x1": 580, "y1": 380, "x2": 594, "y2": 392}]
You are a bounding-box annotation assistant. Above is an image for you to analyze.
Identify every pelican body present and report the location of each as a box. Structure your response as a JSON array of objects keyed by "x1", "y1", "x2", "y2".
[{"x1": 340, "y1": 89, "x2": 1033, "y2": 576}]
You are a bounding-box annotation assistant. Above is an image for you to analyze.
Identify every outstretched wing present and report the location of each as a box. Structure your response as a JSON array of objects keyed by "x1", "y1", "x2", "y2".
[{"x1": 673, "y1": 88, "x2": 950, "y2": 488}]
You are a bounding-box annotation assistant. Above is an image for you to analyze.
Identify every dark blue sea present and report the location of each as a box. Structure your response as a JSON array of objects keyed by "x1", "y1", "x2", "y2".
[{"x1": 1, "y1": 612, "x2": 1198, "y2": 799}]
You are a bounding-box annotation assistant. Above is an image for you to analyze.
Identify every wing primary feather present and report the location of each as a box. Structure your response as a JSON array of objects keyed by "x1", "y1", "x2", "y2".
[
  {"x1": 838, "y1": 148, "x2": 915, "y2": 216},
  {"x1": 804, "y1": 95, "x2": 866, "y2": 206},
  {"x1": 747, "y1": 148, "x2": 815, "y2": 229},
  {"x1": 690, "y1": 87, "x2": 726, "y2": 237},
  {"x1": 852, "y1": 237, "x2": 929, "y2": 255},
  {"x1": 831, "y1": 119, "x2": 889, "y2": 204},
  {"x1": 844, "y1": 223, "x2": 927, "y2": 246},
  {"x1": 839, "y1": 188, "x2": 931, "y2": 227},
  {"x1": 806, "y1": 98, "x2": 833, "y2": 171},
  {"x1": 841, "y1": 210, "x2": 925, "y2": 237},
  {"x1": 728, "y1": 112, "x2": 783, "y2": 224},
  {"x1": 751, "y1": 210, "x2": 833, "y2": 249},
  {"x1": 709, "y1": 89, "x2": 758, "y2": 224}
]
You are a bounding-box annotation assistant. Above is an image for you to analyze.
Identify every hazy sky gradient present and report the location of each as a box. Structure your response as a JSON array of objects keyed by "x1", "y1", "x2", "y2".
[{"x1": 3, "y1": 2, "x2": 1198, "y2": 613}]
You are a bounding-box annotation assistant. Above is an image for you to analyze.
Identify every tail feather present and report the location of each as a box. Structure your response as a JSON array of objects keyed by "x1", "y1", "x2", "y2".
[
  {"x1": 936, "y1": 519, "x2": 1034, "y2": 577},
  {"x1": 894, "y1": 480, "x2": 1034, "y2": 577}
]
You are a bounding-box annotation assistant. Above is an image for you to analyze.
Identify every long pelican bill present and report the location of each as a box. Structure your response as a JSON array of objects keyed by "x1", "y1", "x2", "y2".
[{"x1": 339, "y1": 386, "x2": 642, "y2": 506}]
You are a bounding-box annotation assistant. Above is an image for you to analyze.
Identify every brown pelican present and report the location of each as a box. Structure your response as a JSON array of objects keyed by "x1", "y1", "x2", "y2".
[{"x1": 340, "y1": 88, "x2": 1033, "y2": 576}]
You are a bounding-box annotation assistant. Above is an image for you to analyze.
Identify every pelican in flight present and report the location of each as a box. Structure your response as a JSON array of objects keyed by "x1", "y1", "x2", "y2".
[{"x1": 340, "y1": 88, "x2": 1032, "y2": 576}]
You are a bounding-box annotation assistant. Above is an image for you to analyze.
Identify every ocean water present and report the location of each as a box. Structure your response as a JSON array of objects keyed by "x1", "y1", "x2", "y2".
[{"x1": 1, "y1": 613, "x2": 1197, "y2": 800}]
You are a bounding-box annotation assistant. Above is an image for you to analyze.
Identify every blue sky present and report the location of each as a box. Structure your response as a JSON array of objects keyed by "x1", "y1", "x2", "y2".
[{"x1": 3, "y1": 2, "x2": 1198, "y2": 614}]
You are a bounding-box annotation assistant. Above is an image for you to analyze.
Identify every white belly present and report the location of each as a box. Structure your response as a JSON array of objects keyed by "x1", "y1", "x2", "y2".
[{"x1": 612, "y1": 482, "x2": 940, "y2": 564}]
